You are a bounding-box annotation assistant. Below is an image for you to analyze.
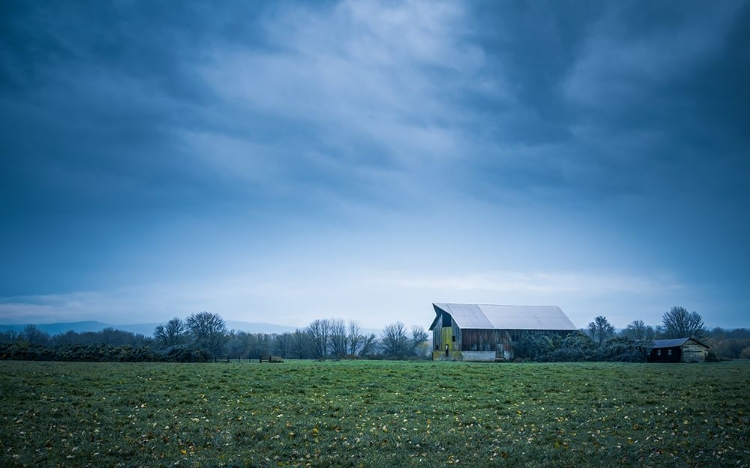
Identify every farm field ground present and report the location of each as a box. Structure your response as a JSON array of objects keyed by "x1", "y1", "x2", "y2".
[{"x1": 1, "y1": 360, "x2": 748, "y2": 467}]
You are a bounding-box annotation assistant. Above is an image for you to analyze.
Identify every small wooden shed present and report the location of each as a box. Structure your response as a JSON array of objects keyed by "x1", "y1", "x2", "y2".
[{"x1": 649, "y1": 338, "x2": 709, "y2": 363}]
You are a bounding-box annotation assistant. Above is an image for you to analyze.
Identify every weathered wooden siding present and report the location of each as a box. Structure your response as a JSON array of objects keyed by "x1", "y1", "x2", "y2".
[
  {"x1": 432, "y1": 323, "x2": 457, "y2": 351},
  {"x1": 431, "y1": 311, "x2": 461, "y2": 360},
  {"x1": 457, "y1": 329, "x2": 511, "y2": 360},
  {"x1": 682, "y1": 342, "x2": 708, "y2": 362},
  {"x1": 460, "y1": 329, "x2": 499, "y2": 352}
]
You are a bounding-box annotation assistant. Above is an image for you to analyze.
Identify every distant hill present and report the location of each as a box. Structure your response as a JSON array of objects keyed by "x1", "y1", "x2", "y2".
[
  {"x1": 0, "y1": 320, "x2": 386, "y2": 337},
  {"x1": 116, "y1": 321, "x2": 301, "y2": 336},
  {"x1": 225, "y1": 321, "x2": 299, "y2": 334},
  {"x1": 0, "y1": 321, "x2": 110, "y2": 335},
  {"x1": 0, "y1": 320, "x2": 300, "y2": 336}
]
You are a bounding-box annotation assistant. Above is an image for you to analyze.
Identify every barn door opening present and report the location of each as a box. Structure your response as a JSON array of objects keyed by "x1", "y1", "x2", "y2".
[{"x1": 496, "y1": 331, "x2": 512, "y2": 361}]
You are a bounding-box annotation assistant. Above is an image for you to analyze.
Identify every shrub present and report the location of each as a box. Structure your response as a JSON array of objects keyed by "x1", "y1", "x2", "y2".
[{"x1": 515, "y1": 334, "x2": 556, "y2": 360}]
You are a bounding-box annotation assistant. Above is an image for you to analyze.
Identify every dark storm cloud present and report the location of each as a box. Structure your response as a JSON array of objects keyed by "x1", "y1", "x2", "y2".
[
  {"x1": 0, "y1": 1, "x2": 280, "y2": 295},
  {"x1": 1, "y1": 2, "x2": 203, "y2": 216},
  {"x1": 1, "y1": 0, "x2": 446, "y2": 296},
  {"x1": 0, "y1": 1, "x2": 328, "y2": 220},
  {"x1": 3, "y1": 1, "x2": 748, "y2": 216},
  {"x1": 1, "y1": 1, "x2": 748, "y2": 326},
  {"x1": 562, "y1": 2, "x2": 750, "y2": 197},
  {"x1": 455, "y1": 1, "x2": 750, "y2": 205}
]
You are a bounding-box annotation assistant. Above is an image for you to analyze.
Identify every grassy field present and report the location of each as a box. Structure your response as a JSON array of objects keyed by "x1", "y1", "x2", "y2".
[{"x1": 1, "y1": 360, "x2": 748, "y2": 467}]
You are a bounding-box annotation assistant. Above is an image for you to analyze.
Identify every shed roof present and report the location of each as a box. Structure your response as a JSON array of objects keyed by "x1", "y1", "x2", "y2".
[
  {"x1": 652, "y1": 338, "x2": 709, "y2": 349},
  {"x1": 431, "y1": 303, "x2": 577, "y2": 331}
]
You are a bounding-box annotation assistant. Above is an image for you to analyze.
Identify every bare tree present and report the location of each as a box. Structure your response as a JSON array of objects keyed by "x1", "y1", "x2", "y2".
[
  {"x1": 154, "y1": 325, "x2": 168, "y2": 346},
  {"x1": 662, "y1": 306, "x2": 707, "y2": 339},
  {"x1": 225, "y1": 330, "x2": 261, "y2": 359},
  {"x1": 411, "y1": 326, "x2": 429, "y2": 359},
  {"x1": 359, "y1": 333, "x2": 378, "y2": 358},
  {"x1": 290, "y1": 329, "x2": 313, "y2": 359},
  {"x1": 587, "y1": 316, "x2": 614, "y2": 345},
  {"x1": 329, "y1": 318, "x2": 348, "y2": 359},
  {"x1": 623, "y1": 320, "x2": 648, "y2": 340},
  {"x1": 165, "y1": 317, "x2": 186, "y2": 344},
  {"x1": 154, "y1": 317, "x2": 186, "y2": 348},
  {"x1": 347, "y1": 320, "x2": 363, "y2": 356},
  {"x1": 0, "y1": 330, "x2": 20, "y2": 344},
  {"x1": 246, "y1": 333, "x2": 271, "y2": 358},
  {"x1": 22, "y1": 324, "x2": 49, "y2": 345},
  {"x1": 224, "y1": 330, "x2": 242, "y2": 359},
  {"x1": 411, "y1": 326, "x2": 428, "y2": 347},
  {"x1": 382, "y1": 322, "x2": 411, "y2": 358},
  {"x1": 272, "y1": 333, "x2": 291, "y2": 358},
  {"x1": 186, "y1": 311, "x2": 228, "y2": 357},
  {"x1": 307, "y1": 319, "x2": 331, "y2": 360}
]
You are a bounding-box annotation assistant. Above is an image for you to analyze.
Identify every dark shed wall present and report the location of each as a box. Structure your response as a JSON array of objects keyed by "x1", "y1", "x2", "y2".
[{"x1": 649, "y1": 346, "x2": 682, "y2": 363}]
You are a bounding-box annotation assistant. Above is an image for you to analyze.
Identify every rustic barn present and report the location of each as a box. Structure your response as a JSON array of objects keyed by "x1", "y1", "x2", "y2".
[
  {"x1": 649, "y1": 338, "x2": 709, "y2": 363},
  {"x1": 429, "y1": 303, "x2": 577, "y2": 362}
]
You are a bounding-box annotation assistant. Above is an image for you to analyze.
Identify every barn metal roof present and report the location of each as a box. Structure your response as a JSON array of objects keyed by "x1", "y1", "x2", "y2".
[
  {"x1": 652, "y1": 338, "x2": 709, "y2": 349},
  {"x1": 431, "y1": 303, "x2": 577, "y2": 331},
  {"x1": 651, "y1": 338, "x2": 689, "y2": 348}
]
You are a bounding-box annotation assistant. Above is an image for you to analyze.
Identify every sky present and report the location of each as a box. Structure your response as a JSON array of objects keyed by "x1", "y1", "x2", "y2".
[{"x1": 1, "y1": 1, "x2": 749, "y2": 331}]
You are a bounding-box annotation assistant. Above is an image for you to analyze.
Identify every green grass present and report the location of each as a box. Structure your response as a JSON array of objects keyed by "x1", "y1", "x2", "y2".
[{"x1": 1, "y1": 360, "x2": 748, "y2": 467}]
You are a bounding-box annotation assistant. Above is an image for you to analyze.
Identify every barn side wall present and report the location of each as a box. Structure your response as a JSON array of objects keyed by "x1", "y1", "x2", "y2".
[
  {"x1": 431, "y1": 315, "x2": 575, "y2": 362},
  {"x1": 460, "y1": 329, "x2": 572, "y2": 360},
  {"x1": 460, "y1": 329, "x2": 500, "y2": 352}
]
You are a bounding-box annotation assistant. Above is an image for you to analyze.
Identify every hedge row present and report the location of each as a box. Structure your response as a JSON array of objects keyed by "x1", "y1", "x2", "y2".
[
  {"x1": 0, "y1": 343, "x2": 212, "y2": 362},
  {"x1": 515, "y1": 332, "x2": 652, "y2": 362}
]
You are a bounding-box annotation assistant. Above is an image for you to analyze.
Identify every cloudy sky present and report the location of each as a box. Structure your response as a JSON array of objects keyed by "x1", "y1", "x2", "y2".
[{"x1": 1, "y1": 1, "x2": 749, "y2": 331}]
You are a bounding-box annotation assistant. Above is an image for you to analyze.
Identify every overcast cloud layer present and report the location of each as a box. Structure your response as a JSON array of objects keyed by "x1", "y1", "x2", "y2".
[{"x1": 1, "y1": 1, "x2": 749, "y2": 330}]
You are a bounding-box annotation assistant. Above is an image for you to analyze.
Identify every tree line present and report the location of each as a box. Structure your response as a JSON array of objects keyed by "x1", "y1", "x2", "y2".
[
  {"x1": 522, "y1": 306, "x2": 750, "y2": 362},
  {"x1": 0, "y1": 326, "x2": 151, "y2": 347},
  {"x1": 589, "y1": 306, "x2": 710, "y2": 344},
  {"x1": 584, "y1": 306, "x2": 708, "y2": 345},
  {"x1": 152, "y1": 313, "x2": 431, "y2": 361},
  {"x1": 1, "y1": 312, "x2": 431, "y2": 362},
  {"x1": 3, "y1": 306, "x2": 749, "y2": 362}
]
